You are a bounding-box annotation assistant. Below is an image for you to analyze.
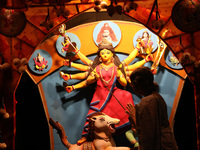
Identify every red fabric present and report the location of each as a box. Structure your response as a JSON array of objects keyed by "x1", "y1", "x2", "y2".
[{"x1": 82, "y1": 64, "x2": 134, "y2": 135}]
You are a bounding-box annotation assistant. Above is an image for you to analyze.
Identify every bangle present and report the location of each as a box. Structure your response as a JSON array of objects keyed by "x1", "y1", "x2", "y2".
[
  {"x1": 72, "y1": 85, "x2": 75, "y2": 90},
  {"x1": 144, "y1": 57, "x2": 148, "y2": 62},
  {"x1": 69, "y1": 74, "x2": 72, "y2": 79},
  {"x1": 135, "y1": 47, "x2": 140, "y2": 51}
]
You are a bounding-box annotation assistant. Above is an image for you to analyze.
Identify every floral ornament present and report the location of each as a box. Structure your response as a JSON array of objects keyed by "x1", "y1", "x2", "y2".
[
  {"x1": 124, "y1": 1, "x2": 138, "y2": 12},
  {"x1": 13, "y1": 57, "x2": 28, "y2": 73},
  {"x1": 179, "y1": 52, "x2": 196, "y2": 66},
  {"x1": 0, "y1": 54, "x2": 9, "y2": 72},
  {"x1": 40, "y1": 7, "x2": 54, "y2": 31},
  {"x1": 151, "y1": 0, "x2": 165, "y2": 30}
]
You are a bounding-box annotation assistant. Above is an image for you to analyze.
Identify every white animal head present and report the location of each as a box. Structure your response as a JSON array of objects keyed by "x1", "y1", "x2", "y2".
[{"x1": 89, "y1": 112, "x2": 120, "y2": 134}]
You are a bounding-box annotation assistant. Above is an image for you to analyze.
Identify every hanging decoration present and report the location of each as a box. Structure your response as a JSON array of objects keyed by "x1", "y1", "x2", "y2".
[
  {"x1": 40, "y1": 7, "x2": 54, "y2": 31},
  {"x1": 151, "y1": 0, "x2": 165, "y2": 29},
  {"x1": 13, "y1": 57, "x2": 28, "y2": 73},
  {"x1": 12, "y1": 40, "x2": 28, "y2": 73},
  {"x1": 0, "y1": 0, "x2": 28, "y2": 10},
  {"x1": 53, "y1": 5, "x2": 70, "y2": 19},
  {"x1": 172, "y1": 0, "x2": 200, "y2": 33},
  {"x1": 0, "y1": 54, "x2": 9, "y2": 71},
  {"x1": 0, "y1": 9, "x2": 27, "y2": 37},
  {"x1": 179, "y1": 52, "x2": 196, "y2": 66},
  {"x1": 124, "y1": 0, "x2": 138, "y2": 12},
  {"x1": 93, "y1": 0, "x2": 123, "y2": 16}
]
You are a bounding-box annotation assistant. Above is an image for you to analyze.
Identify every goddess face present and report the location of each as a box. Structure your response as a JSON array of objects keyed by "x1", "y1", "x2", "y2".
[
  {"x1": 102, "y1": 29, "x2": 110, "y2": 37},
  {"x1": 100, "y1": 49, "x2": 113, "y2": 62},
  {"x1": 143, "y1": 32, "x2": 149, "y2": 38}
]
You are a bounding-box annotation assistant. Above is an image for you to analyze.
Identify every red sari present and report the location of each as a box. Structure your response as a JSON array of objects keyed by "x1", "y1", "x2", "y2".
[{"x1": 82, "y1": 64, "x2": 134, "y2": 136}]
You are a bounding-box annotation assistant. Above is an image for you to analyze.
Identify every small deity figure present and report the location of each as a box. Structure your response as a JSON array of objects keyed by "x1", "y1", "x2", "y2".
[
  {"x1": 33, "y1": 53, "x2": 48, "y2": 71},
  {"x1": 137, "y1": 30, "x2": 154, "y2": 54},
  {"x1": 96, "y1": 23, "x2": 118, "y2": 44},
  {"x1": 61, "y1": 35, "x2": 77, "y2": 53},
  {"x1": 168, "y1": 54, "x2": 180, "y2": 66}
]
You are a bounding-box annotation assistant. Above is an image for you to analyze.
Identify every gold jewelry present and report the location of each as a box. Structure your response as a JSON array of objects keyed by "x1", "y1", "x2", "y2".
[
  {"x1": 104, "y1": 60, "x2": 112, "y2": 65},
  {"x1": 99, "y1": 64, "x2": 114, "y2": 84},
  {"x1": 100, "y1": 63, "x2": 114, "y2": 71}
]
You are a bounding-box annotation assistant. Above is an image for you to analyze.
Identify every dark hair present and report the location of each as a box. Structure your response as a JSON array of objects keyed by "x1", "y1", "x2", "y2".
[{"x1": 130, "y1": 67, "x2": 159, "y2": 95}]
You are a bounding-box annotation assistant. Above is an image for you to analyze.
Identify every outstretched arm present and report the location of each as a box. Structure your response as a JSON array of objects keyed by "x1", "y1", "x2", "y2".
[
  {"x1": 126, "y1": 54, "x2": 153, "y2": 72},
  {"x1": 121, "y1": 41, "x2": 144, "y2": 66},
  {"x1": 63, "y1": 59, "x2": 90, "y2": 71},
  {"x1": 64, "y1": 69, "x2": 98, "y2": 93},
  {"x1": 122, "y1": 48, "x2": 139, "y2": 66},
  {"x1": 125, "y1": 54, "x2": 153, "y2": 82},
  {"x1": 60, "y1": 71, "x2": 89, "y2": 81},
  {"x1": 116, "y1": 67, "x2": 127, "y2": 87},
  {"x1": 75, "y1": 51, "x2": 93, "y2": 66}
]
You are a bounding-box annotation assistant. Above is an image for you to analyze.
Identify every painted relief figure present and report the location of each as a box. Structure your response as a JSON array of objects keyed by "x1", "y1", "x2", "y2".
[
  {"x1": 33, "y1": 53, "x2": 48, "y2": 71},
  {"x1": 168, "y1": 54, "x2": 180, "y2": 66},
  {"x1": 137, "y1": 30, "x2": 154, "y2": 54},
  {"x1": 59, "y1": 39, "x2": 153, "y2": 145},
  {"x1": 61, "y1": 35, "x2": 77, "y2": 53},
  {"x1": 96, "y1": 23, "x2": 118, "y2": 44}
]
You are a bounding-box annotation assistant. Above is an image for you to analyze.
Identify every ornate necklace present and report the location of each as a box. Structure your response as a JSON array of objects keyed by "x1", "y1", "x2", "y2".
[{"x1": 99, "y1": 64, "x2": 114, "y2": 84}]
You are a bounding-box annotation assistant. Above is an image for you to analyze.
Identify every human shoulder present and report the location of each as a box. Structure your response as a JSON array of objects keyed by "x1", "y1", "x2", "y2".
[{"x1": 139, "y1": 94, "x2": 158, "y2": 108}]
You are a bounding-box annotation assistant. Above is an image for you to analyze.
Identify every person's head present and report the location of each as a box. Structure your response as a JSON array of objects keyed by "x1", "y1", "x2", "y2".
[{"x1": 130, "y1": 67, "x2": 159, "y2": 96}]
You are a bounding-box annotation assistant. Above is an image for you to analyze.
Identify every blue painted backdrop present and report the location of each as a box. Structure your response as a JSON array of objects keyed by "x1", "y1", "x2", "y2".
[{"x1": 40, "y1": 53, "x2": 182, "y2": 150}]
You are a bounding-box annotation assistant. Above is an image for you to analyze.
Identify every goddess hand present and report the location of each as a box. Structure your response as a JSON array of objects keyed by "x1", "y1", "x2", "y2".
[
  {"x1": 65, "y1": 86, "x2": 73, "y2": 93},
  {"x1": 93, "y1": 72, "x2": 100, "y2": 80},
  {"x1": 136, "y1": 40, "x2": 145, "y2": 49},
  {"x1": 145, "y1": 54, "x2": 153, "y2": 62},
  {"x1": 63, "y1": 59, "x2": 71, "y2": 66}
]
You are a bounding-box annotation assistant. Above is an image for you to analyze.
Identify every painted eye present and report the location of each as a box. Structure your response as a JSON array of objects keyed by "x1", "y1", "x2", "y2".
[
  {"x1": 100, "y1": 117, "x2": 105, "y2": 121},
  {"x1": 107, "y1": 51, "x2": 110, "y2": 54},
  {"x1": 101, "y1": 52, "x2": 105, "y2": 55}
]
